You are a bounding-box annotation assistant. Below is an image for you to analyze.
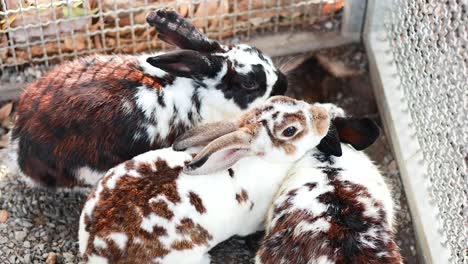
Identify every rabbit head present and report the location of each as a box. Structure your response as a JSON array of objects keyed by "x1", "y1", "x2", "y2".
[
  {"x1": 145, "y1": 8, "x2": 287, "y2": 114},
  {"x1": 174, "y1": 96, "x2": 332, "y2": 175}
]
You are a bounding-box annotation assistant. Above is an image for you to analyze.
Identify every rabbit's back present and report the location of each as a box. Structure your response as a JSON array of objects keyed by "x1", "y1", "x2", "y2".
[
  {"x1": 79, "y1": 148, "x2": 200, "y2": 263},
  {"x1": 12, "y1": 55, "x2": 193, "y2": 187},
  {"x1": 257, "y1": 146, "x2": 401, "y2": 264}
]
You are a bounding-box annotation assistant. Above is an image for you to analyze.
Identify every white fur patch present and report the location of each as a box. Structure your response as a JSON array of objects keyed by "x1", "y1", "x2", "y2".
[
  {"x1": 78, "y1": 212, "x2": 90, "y2": 254},
  {"x1": 108, "y1": 232, "x2": 128, "y2": 251},
  {"x1": 75, "y1": 166, "x2": 105, "y2": 186},
  {"x1": 105, "y1": 164, "x2": 127, "y2": 190},
  {"x1": 93, "y1": 236, "x2": 108, "y2": 249},
  {"x1": 121, "y1": 99, "x2": 133, "y2": 114},
  {"x1": 135, "y1": 86, "x2": 159, "y2": 120},
  {"x1": 87, "y1": 254, "x2": 109, "y2": 264},
  {"x1": 309, "y1": 255, "x2": 334, "y2": 264},
  {"x1": 294, "y1": 218, "x2": 331, "y2": 236},
  {"x1": 140, "y1": 213, "x2": 160, "y2": 233},
  {"x1": 134, "y1": 80, "x2": 196, "y2": 144},
  {"x1": 138, "y1": 53, "x2": 167, "y2": 78}
]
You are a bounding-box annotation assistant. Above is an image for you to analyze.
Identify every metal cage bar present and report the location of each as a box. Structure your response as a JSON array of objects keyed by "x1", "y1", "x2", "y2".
[
  {"x1": 364, "y1": 0, "x2": 466, "y2": 263},
  {"x1": 0, "y1": 0, "x2": 349, "y2": 70}
]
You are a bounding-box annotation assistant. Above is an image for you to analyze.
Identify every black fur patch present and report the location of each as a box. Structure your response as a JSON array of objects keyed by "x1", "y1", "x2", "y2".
[
  {"x1": 186, "y1": 156, "x2": 209, "y2": 170},
  {"x1": 216, "y1": 64, "x2": 268, "y2": 109},
  {"x1": 270, "y1": 70, "x2": 287, "y2": 96},
  {"x1": 312, "y1": 152, "x2": 335, "y2": 165}
]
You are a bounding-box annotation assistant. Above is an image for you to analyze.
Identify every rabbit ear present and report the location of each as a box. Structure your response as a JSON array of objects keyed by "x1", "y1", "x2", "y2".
[
  {"x1": 147, "y1": 8, "x2": 223, "y2": 52},
  {"x1": 333, "y1": 117, "x2": 380, "y2": 150},
  {"x1": 146, "y1": 50, "x2": 223, "y2": 79},
  {"x1": 173, "y1": 121, "x2": 238, "y2": 151},
  {"x1": 183, "y1": 130, "x2": 253, "y2": 175},
  {"x1": 317, "y1": 124, "x2": 342, "y2": 157}
]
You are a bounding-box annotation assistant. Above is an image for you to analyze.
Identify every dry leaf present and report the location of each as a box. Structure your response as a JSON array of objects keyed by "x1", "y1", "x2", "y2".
[
  {"x1": 321, "y1": 1, "x2": 345, "y2": 15},
  {"x1": 0, "y1": 103, "x2": 13, "y2": 122},
  {"x1": 34, "y1": 214, "x2": 48, "y2": 226},
  {"x1": 45, "y1": 252, "x2": 57, "y2": 264},
  {"x1": 0, "y1": 210, "x2": 8, "y2": 223}
]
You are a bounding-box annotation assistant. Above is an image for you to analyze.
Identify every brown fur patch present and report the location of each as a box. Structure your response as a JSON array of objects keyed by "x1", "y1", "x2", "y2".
[
  {"x1": 171, "y1": 239, "x2": 193, "y2": 250},
  {"x1": 150, "y1": 200, "x2": 174, "y2": 220},
  {"x1": 235, "y1": 189, "x2": 249, "y2": 204},
  {"x1": 136, "y1": 162, "x2": 153, "y2": 175},
  {"x1": 310, "y1": 105, "x2": 329, "y2": 136},
  {"x1": 173, "y1": 218, "x2": 213, "y2": 250},
  {"x1": 268, "y1": 96, "x2": 298, "y2": 105},
  {"x1": 83, "y1": 158, "x2": 183, "y2": 262},
  {"x1": 125, "y1": 160, "x2": 136, "y2": 171},
  {"x1": 188, "y1": 192, "x2": 206, "y2": 214}
]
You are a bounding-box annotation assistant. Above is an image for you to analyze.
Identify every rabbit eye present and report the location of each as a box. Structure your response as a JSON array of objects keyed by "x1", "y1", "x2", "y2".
[
  {"x1": 241, "y1": 80, "x2": 259, "y2": 90},
  {"x1": 282, "y1": 126, "x2": 297, "y2": 138}
]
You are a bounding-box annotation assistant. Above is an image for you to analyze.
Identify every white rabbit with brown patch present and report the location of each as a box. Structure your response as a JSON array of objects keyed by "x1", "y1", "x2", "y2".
[
  {"x1": 256, "y1": 105, "x2": 402, "y2": 264},
  {"x1": 78, "y1": 96, "x2": 360, "y2": 264},
  {"x1": 12, "y1": 8, "x2": 287, "y2": 188}
]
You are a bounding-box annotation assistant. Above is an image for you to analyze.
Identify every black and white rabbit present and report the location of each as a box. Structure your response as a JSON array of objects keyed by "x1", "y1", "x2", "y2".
[
  {"x1": 12, "y1": 8, "x2": 287, "y2": 188},
  {"x1": 256, "y1": 104, "x2": 403, "y2": 264}
]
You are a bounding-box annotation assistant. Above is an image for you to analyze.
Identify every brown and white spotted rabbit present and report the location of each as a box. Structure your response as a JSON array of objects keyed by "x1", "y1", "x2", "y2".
[
  {"x1": 256, "y1": 104, "x2": 403, "y2": 264},
  {"x1": 78, "y1": 96, "x2": 348, "y2": 264},
  {"x1": 12, "y1": 8, "x2": 287, "y2": 188}
]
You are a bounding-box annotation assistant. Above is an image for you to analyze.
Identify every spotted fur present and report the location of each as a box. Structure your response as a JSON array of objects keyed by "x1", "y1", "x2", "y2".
[
  {"x1": 256, "y1": 107, "x2": 402, "y2": 264},
  {"x1": 79, "y1": 96, "x2": 334, "y2": 263},
  {"x1": 12, "y1": 9, "x2": 287, "y2": 188}
]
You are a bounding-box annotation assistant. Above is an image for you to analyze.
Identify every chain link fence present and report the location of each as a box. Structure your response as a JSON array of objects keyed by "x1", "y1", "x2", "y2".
[
  {"x1": 0, "y1": 0, "x2": 344, "y2": 70},
  {"x1": 366, "y1": 0, "x2": 467, "y2": 263},
  {"x1": 2, "y1": 0, "x2": 466, "y2": 262}
]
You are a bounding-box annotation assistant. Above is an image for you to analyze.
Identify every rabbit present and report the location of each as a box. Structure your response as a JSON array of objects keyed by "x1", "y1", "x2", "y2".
[
  {"x1": 256, "y1": 104, "x2": 403, "y2": 264},
  {"x1": 11, "y1": 8, "x2": 287, "y2": 188},
  {"x1": 77, "y1": 96, "x2": 356, "y2": 264}
]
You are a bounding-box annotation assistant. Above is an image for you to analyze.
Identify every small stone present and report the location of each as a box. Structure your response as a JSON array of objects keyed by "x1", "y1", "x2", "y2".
[
  {"x1": 45, "y1": 252, "x2": 57, "y2": 264},
  {"x1": 0, "y1": 210, "x2": 8, "y2": 223},
  {"x1": 0, "y1": 236, "x2": 7, "y2": 244},
  {"x1": 23, "y1": 241, "x2": 31, "y2": 248},
  {"x1": 62, "y1": 252, "x2": 74, "y2": 262},
  {"x1": 37, "y1": 243, "x2": 45, "y2": 251},
  {"x1": 14, "y1": 231, "x2": 27, "y2": 241},
  {"x1": 23, "y1": 254, "x2": 31, "y2": 264},
  {"x1": 34, "y1": 215, "x2": 47, "y2": 226},
  {"x1": 22, "y1": 221, "x2": 33, "y2": 227}
]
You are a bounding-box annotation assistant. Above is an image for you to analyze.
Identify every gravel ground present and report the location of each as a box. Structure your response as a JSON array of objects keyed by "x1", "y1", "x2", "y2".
[{"x1": 0, "y1": 43, "x2": 418, "y2": 263}]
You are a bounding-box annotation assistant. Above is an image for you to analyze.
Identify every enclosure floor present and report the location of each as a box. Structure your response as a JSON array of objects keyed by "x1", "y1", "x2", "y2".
[{"x1": 0, "y1": 44, "x2": 418, "y2": 264}]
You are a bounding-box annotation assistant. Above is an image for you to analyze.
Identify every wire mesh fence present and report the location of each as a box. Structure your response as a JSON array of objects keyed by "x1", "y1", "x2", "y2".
[
  {"x1": 0, "y1": 0, "x2": 344, "y2": 70},
  {"x1": 382, "y1": 0, "x2": 467, "y2": 262}
]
